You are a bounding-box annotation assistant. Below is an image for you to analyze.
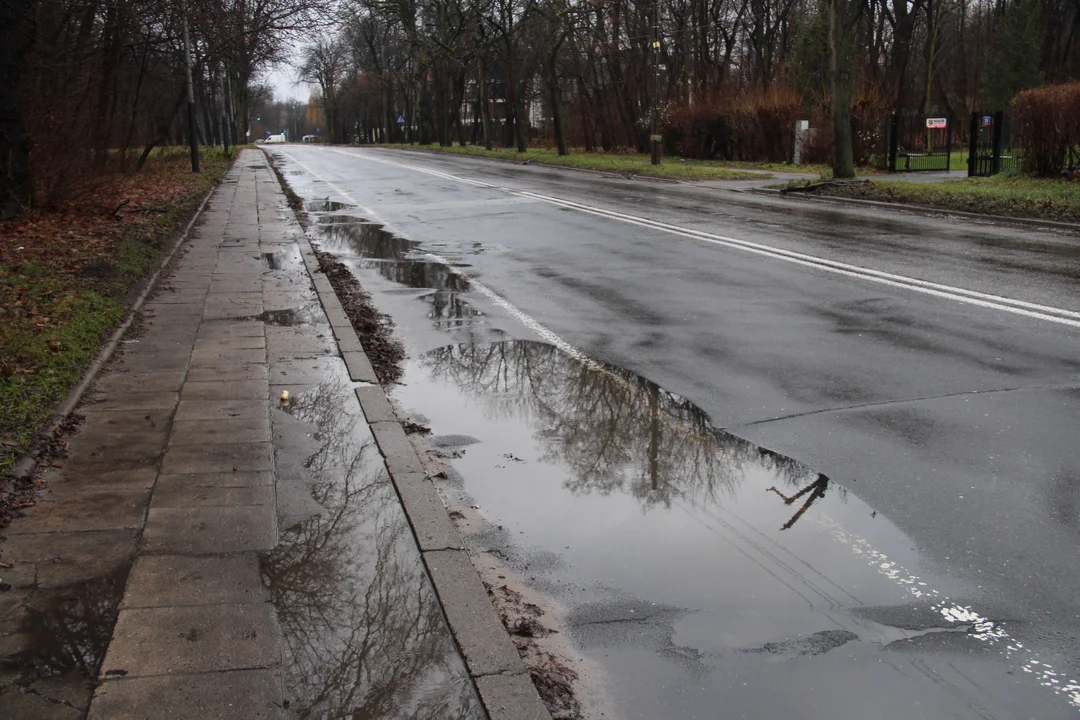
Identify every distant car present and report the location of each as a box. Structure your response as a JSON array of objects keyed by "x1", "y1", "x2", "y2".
[
  {"x1": 254, "y1": 138, "x2": 266, "y2": 145},
  {"x1": 302, "y1": 135, "x2": 320, "y2": 143},
  {"x1": 265, "y1": 133, "x2": 286, "y2": 144}
]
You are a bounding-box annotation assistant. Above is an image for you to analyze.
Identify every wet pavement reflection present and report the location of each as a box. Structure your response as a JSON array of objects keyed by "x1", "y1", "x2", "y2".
[
  {"x1": 395, "y1": 340, "x2": 1076, "y2": 720},
  {"x1": 263, "y1": 380, "x2": 483, "y2": 720},
  {"x1": 316, "y1": 217, "x2": 417, "y2": 260},
  {"x1": 254, "y1": 305, "x2": 323, "y2": 327},
  {"x1": 314, "y1": 215, "x2": 472, "y2": 293},
  {"x1": 305, "y1": 199, "x2": 355, "y2": 213},
  {"x1": 0, "y1": 567, "x2": 128, "y2": 686}
]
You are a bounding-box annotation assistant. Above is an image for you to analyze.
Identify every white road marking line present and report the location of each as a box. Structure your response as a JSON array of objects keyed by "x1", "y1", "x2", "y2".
[
  {"x1": 278, "y1": 146, "x2": 1080, "y2": 713},
  {"x1": 335, "y1": 147, "x2": 1080, "y2": 329},
  {"x1": 815, "y1": 511, "x2": 1080, "y2": 710}
]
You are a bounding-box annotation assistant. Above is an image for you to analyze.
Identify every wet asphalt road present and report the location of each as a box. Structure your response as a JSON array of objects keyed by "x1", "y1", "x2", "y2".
[{"x1": 271, "y1": 146, "x2": 1080, "y2": 720}]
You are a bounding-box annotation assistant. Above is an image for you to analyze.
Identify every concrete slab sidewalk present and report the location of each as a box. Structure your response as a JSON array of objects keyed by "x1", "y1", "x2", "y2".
[{"x1": 0, "y1": 150, "x2": 548, "y2": 720}]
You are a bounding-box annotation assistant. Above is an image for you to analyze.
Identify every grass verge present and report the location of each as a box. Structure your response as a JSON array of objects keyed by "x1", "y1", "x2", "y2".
[
  {"x1": 370, "y1": 143, "x2": 782, "y2": 181},
  {"x1": 793, "y1": 173, "x2": 1080, "y2": 223},
  {"x1": 0, "y1": 147, "x2": 232, "y2": 474}
]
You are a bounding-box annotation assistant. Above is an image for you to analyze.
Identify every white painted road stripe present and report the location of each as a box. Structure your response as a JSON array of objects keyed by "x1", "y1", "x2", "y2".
[{"x1": 338, "y1": 147, "x2": 1080, "y2": 329}]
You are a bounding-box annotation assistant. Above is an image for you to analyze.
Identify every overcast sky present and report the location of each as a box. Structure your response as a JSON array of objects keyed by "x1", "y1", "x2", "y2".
[{"x1": 264, "y1": 62, "x2": 313, "y2": 103}]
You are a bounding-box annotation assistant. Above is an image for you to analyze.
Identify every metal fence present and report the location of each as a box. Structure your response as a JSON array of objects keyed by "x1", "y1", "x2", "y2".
[
  {"x1": 968, "y1": 111, "x2": 1023, "y2": 177},
  {"x1": 887, "y1": 112, "x2": 954, "y2": 172}
]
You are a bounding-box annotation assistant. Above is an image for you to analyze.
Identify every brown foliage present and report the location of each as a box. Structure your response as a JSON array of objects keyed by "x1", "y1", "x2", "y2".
[
  {"x1": 665, "y1": 87, "x2": 802, "y2": 162},
  {"x1": 793, "y1": 90, "x2": 892, "y2": 167},
  {"x1": 1012, "y1": 82, "x2": 1080, "y2": 176}
]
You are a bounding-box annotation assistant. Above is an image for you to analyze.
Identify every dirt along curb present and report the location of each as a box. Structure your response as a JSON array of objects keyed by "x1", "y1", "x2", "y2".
[
  {"x1": 750, "y1": 185, "x2": 1080, "y2": 233},
  {"x1": 264, "y1": 150, "x2": 555, "y2": 720},
  {"x1": 7, "y1": 176, "x2": 225, "y2": 484}
]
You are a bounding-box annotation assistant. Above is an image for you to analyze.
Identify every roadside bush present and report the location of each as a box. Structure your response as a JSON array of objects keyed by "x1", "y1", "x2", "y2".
[
  {"x1": 784, "y1": 91, "x2": 890, "y2": 168},
  {"x1": 665, "y1": 87, "x2": 801, "y2": 163},
  {"x1": 1012, "y1": 82, "x2": 1080, "y2": 176},
  {"x1": 665, "y1": 86, "x2": 890, "y2": 168}
]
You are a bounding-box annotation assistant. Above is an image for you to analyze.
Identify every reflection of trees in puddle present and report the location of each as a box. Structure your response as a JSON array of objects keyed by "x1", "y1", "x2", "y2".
[
  {"x1": 3, "y1": 566, "x2": 128, "y2": 683},
  {"x1": 374, "y1": 260, "x2": 470, "y2": 292},
  {"x1": 315, "y1": 222, "x2": 416, "y2": 260},
  {"x1": 422, "y1": 341, "x2": 833, "y2": 522},
  {"x1": 422, "y1": 291, "x2": 481, "y2": 326},
  {"x1": 266, "y1": 382, "x2": 481, "y2": 720}
]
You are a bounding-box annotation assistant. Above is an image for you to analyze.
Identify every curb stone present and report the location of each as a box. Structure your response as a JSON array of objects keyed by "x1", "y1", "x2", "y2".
[{"x1": 276, "y1": 164, "x2": 553, "y2": 720}]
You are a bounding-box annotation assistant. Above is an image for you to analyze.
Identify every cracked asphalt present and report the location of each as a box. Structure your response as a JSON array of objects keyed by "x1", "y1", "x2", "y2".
[{"x1": 270, "y1": 145, "x2": 1080, "y2": 720}]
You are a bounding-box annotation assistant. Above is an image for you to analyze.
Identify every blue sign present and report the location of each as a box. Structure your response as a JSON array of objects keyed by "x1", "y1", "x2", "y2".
[
  {"x1": 397, "y1": 115, "x2": 406, "y2": 124},
  {"x1": 982, "y1": 115, "x2": 993, "y2": 127}
]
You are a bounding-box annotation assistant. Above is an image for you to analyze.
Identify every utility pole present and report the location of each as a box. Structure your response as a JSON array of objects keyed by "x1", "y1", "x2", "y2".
[
  {"x1": 650, "y1": 0, "x2": 661, "y2": 165},
  {"x1": 182, "y1": 12, "x2": 200, "y2": 172}
]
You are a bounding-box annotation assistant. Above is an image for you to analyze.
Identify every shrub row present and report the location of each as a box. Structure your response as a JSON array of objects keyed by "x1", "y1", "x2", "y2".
[
  {"x1": 1011, "y1": 82, "x2": 1080, "y2": 177},
  {"x1": 663, "y1": 88, "x2": 802, "y2": 163},
  {"x1": 662, "y1": 87, "x2": 891, "y2": 167}
]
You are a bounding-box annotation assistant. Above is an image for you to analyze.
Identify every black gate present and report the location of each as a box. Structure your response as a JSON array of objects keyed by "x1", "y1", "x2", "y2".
[
  {"x1": 887, "y1": 112, "x2": 953, "y2": 171},
  {"x1": 968, "y1": 111, "x2": 1023, "y2": 177}
]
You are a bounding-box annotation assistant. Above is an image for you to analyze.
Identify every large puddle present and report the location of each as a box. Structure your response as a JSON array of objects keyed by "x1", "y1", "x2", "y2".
[
  {"x1": 394, "y1": 340, "x2": 1076, "y2": 720},
  {"x1": 263, "y1": 379, "x2": 483, "y2": 719}
]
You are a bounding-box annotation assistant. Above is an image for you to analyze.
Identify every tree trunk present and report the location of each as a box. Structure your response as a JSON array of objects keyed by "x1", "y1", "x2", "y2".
[
  {"x1": 93, "y1": 4, "x2": 122, "y2": 168},
  {"x1": 506, "y1": 39, "x2": 527, "y2": 152},
  {"x1": 829, "y1": 0, "x2": 855, "y2": 178},
  {"x1": 548, "y1": 40, "x2": 568, "y2": 155},
  {"x1": 478, "y1": 58, "x2": 492, "y2": 150},
  {"x1": 0, "y1": 0, "x2": 33, "y2": 217},
  {"x1": 385, "y1": 79, "x2": 396, "y2": 143},
  {"x1": 454, "y1": 69, "x2": 467, "y2": 146},
  {"x1": 418, "y1": 67, "x2": 433, "y2": 145}
]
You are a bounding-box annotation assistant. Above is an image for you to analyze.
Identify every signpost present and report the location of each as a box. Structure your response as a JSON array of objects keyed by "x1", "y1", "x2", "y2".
[
  {"x1": 926, "y1": 117, "x2": 948, "y2": 129},
  {"x1": 397, "y1": 115, "x2": 406, "y2": 124}
]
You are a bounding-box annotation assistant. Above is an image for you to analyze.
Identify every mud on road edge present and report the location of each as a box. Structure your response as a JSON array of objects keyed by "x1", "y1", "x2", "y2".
[
  {"x1": 314, "y1": 253, "x2": 406, "y2": 385},
  {"x1": 264, "y1": 149, "x2": 557, "y2": 720}
]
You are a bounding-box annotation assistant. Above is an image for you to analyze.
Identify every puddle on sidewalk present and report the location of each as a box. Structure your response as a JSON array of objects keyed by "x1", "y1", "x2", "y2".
[
  {"x1": 261, "y1": 252, "x2": 285, "y2": 270},
  {"x1": 263, "y1": 379, "x2": 483, "y2": 719},
  {"x1": 395, "y1": 339, "x2": 1075, "y2": 720},
  {"x1": 253, "y1": 305, "x2": 323, "y2": 327},
  {"x1": 0, "y1": 566, "x2": 129, "y2": 708}
]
